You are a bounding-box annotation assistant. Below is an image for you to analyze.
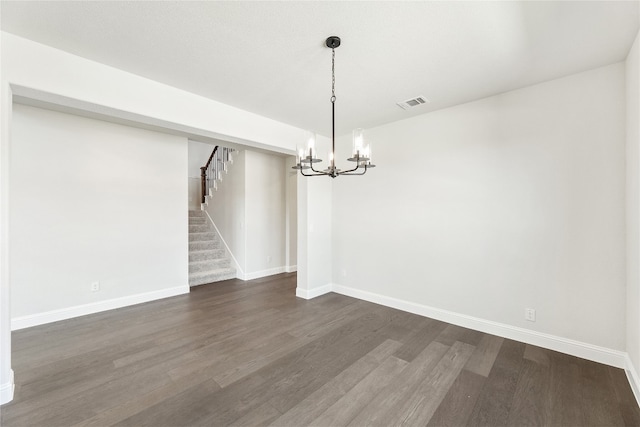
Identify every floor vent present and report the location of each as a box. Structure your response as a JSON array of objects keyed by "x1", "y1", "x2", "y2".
[{"x1": 397, "y1": 96, "x2": 429, "y2": 110}]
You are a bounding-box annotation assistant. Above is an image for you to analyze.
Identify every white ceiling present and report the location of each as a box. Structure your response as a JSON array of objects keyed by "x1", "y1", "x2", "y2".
[{"x1": 1, "y1": 1, "x2": 639, "y2": 137}]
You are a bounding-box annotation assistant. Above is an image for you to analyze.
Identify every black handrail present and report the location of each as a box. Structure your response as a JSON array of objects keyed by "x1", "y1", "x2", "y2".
[
  {"x1": 200, "y1": 146, "x2": 235, "y2": 205},
  {"x1": 200, "y1": 146, "x2": 218, "y2": 204}
]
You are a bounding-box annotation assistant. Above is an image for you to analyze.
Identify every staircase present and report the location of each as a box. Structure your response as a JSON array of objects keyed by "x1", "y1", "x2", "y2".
[{"x1": 189, "y1": 210, "x2": 236, "y2": 286}]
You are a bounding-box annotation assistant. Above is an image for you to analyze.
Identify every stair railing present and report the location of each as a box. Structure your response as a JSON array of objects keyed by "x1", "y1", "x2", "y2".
[{"x1": 200, "y1": 146, "x2": 234, "y2": 205}]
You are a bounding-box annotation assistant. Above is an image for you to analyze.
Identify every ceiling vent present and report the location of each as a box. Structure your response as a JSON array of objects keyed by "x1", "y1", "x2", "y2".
[{"x1": 397, "y1": 96, "x2": 429, "y2": 110}]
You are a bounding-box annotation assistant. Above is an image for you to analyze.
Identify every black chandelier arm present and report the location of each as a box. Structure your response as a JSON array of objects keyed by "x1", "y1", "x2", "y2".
[
  {"x1": 337, "y1": 165, "x2": 368, "y2": 176},
  {"x1": 335, "y1": 161, "x2": 363, "y2": 175},
  {"x1": 299, "y1": 167, "x2": 329, "y2": 177},
  {"x1": 308, "y1": 158, "x2": 327, "y2": 174},
  {"x1": 296, "y1": 161, "x2": 370, "y2": 177}
]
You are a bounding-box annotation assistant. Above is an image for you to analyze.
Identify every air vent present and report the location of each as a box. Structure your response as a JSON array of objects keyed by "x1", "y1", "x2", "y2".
[{"x1": 397, "y1": 96, "x2": 429, "y2": 110}]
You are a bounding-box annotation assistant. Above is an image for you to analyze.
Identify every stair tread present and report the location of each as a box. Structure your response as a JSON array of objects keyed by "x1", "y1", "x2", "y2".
[
  {"x1": 189, "y1": 241, "x2": 221, "y2": 248},
  {"x1": 189, "y1": 267, "x2": 236, "y2": 277},
  {"x1": 189, "y1": 231, "x2": 217, "y2": 241},
  {"x1": 189, "y1": 249, "x2": 224, "y2": 255},
  {"x1": 189, "y1": 248, "x2": 225, "y2": 263},
  {"x1": 189, "y1": 259, "x2": 229, "y2": 265}
]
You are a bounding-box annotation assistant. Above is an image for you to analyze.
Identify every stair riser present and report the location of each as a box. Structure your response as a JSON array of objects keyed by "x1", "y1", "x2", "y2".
[
  {"x1": 189, "y1": 224, "x2": 211, "y2": 233},
  {"x1": 189, "y1": 270, "x2": 236, "y2": 286},
  {"x1": 189, "y1": 233, "x2": 217, "y2": 242},
  {"x1": 189, "y1": 259, "x2": 232, "y2": 273},
  {"x1": 189, "y1": 212, "x2": 205, "y2": 218},
  {"x1": 189, "y1": 218, "x2": 207, "y2": 224},
  {"x1": 189, "y1": 249, "x2": 226, "y2": 262},
  {"x1": 189, "y1": 241, "x2": 221, "y2": 251}
]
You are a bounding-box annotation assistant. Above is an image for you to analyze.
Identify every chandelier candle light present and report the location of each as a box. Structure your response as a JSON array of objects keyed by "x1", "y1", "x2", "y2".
[{"x1": 293, "y1": 36, "x2": 376, "y2": 178}]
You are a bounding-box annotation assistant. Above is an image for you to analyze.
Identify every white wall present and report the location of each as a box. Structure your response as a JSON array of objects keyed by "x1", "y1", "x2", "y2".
[
  {"x1": 206, "y1": 149, "x2": 289, "y2": 279},
  {"x1": 188, "y1": 178, "x2": 201, "y2": 211},
  {"x1": 332, "y1": 63, "x2": 626, "y2": 351},
  {"x1": 285, "y1": 156, "x2": 297, "y2": 271},
  {"x1": 188, "y1": 140, "x2": 215, "y2": 178},
  {"x1": 10, "y1": 104, "x2": 188, "y2": 320},
  {"x1": 297, "y1": 172, "x2": 332, "y2": 298},
  {"x1": 245, "y1": 151, "x2": 286, "y2": 275},
  {"x1": 627, "y1": 30, "x2": 640, "y2": 386},
  {"x1": 294, "y1": 134, "x2": 333, "y2": 298}
]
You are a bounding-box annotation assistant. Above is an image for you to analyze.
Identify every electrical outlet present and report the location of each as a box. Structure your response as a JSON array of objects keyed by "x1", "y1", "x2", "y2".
[
  {"x1": 341, "y1": 269, "x2": 347, "y2": 278},
  {"x1": 91, "y1": 281, "x2": 100, "y2": 292},
  {"x1": 525, "y1": 308, "x2": 536, "y2": 322},
  {"x1": 267, "y1": 255, "x2": 272, "y2": 263}
]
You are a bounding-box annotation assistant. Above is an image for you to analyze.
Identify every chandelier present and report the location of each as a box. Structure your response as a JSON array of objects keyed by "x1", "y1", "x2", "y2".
[{"x1": 293, "y1": 36, "x2": 376, "y2": 178}]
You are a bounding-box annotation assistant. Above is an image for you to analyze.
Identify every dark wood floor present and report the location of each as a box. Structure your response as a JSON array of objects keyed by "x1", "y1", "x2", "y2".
[{"x1": 1, "y1": 273, "x2": 639, "y2": 426}]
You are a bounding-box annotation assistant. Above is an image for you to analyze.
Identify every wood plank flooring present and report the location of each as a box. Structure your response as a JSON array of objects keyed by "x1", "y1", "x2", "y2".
[{"x1": 1, "y1": 273, "x2": 638, "y2": 426}]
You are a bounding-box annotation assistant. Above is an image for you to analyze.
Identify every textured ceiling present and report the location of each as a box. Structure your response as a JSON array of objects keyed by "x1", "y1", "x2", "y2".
[{"x1": 1, "y1": 1, "x2": 639, "y2": 137}]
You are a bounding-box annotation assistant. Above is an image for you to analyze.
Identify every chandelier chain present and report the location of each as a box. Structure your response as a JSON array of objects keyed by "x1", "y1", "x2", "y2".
[{"x1": 331, "y1": 48, "x2": 336, "y2": 103}]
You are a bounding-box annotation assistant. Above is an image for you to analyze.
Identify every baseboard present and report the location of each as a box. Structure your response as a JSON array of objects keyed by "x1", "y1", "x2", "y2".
[
  {"x1": 0, "y1": 369, "x2": 14, "y2": 405},
  {"x1": 285, "y1": 265, "x2": 297, "y2": 273},
  {"x1": 296, "y1": 284, "x2": 332, "y2": 300},
  {"x1": 11, "y1": 285, "x2": 189, "y2": 331},
  {"x1": 331, "y1": 283, "x2": 627, "y2": 369},
  {"x1": 625, "y1": 355, "x2": 640, "y2": 407},
  {"x1": 244, "y1": 266, "x2": 287, "y2": 281},
  {"x1": 202, "y1": 210, "x2": 245, "y2": 279}
]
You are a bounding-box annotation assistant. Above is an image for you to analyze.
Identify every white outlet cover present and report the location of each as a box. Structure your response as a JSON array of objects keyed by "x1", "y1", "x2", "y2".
[{"x1": 525, "y1": 308, "x2": 536, "y2": 321}]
